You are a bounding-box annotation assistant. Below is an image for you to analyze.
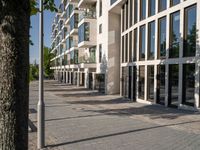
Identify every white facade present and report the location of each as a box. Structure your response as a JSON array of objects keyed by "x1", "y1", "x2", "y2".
[{"x1": 51, "y1": 0, "x2": 200, "y2": 111}]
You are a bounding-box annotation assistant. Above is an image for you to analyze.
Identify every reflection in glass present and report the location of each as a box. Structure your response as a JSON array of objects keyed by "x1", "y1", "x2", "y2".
[
  {"x1": 184, "y1": 5, "x2": 197, "y2": 57},
  {"x1": 182, "y1": 64, "x2": 195, "y2": 106},
  {"x1": 158, "y1": 17, "x2": 166, "y2": 59},
  {"x1": 148, "y1": 21, "x2": 155, "y2": 60},
  {"x1": 168, "y1": 64, "x2": 179, "y2": 107},
  {"x1": 134, "y1": 0, "x2": 138, "y2": 24},
  {"x1": 140, "y1": 25, "x2": 146, "y2": 60},
  {"x1": 158, "y1": 0, "x2": 167, "y2": 12},
  {"x1": 149, "y1": 0, "x2": 155, "y2": 16},
  {"x1": 169, "y1": 11, "x2": 180, "y2": 58},
  {"x1": 133, "y1": 28, "x2": 138, "y2": 61},
  {"x1": 170, "y1": 0, "x2": 180, "y2": 7},
  {"x1": 157, "y1": 65, "x2": 165, "y2": 105},
  {"x1": 139, "y1": 66, "x2": 145, "y2": 99},
  {"x1": 140, "y1": 0, "x2": 146, "y2": 20},
  {"x1": 147, "y1": 66, "x2": 154, "y2": 101}
]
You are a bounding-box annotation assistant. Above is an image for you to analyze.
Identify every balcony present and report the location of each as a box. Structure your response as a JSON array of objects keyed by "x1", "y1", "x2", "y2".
[
  {"x1": 70, "y1": 13, "x2": 79, "y2": 35},
  {"x1": 78, "y1": 0, "x2": 97, "y2": 8},
  {"x1": 78, "y1": 21, "x2": 96, "y2": 48},
  {"x1": 79, "y1": 9, "x2": 96, "y2": 22}
]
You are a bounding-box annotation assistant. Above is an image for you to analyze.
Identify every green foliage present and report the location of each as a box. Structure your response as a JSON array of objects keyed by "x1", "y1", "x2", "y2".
[
  {"x1": 30, "y1": 0, "x2": 57, "y2": 16},
  {"x1": 29, "y1": 60, "x2": 39, "y2": 82},
  {"x1": 44, "y1": 47, "x2": 55, "y2": 79}
]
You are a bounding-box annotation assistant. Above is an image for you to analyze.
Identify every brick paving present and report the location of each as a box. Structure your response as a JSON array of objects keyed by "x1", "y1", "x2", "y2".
[{"x1": 29, "y1": 80, "x2": 200, "y2": 150}]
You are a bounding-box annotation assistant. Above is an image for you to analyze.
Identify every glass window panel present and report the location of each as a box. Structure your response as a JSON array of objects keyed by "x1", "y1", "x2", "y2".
[
  {"x1": 157, "y1": 65, "x2": 165, "y2": 105},
  {"x1": 133, "y1": 28, "x2": 138, "y2": 61},
  {"x1": 169, "y1": 11, "x2": 180, "y2": 58},
  {"x1": 149, "y1": 0, "x2": 155, "y2": 16},
  {"x1": 158, "y1": 0, "x2": 167, "y2": 12},
  {"x1": 140, "y1": 25, "x2": 146, "y2": 60},
  {"x1": 184, "y1": 5, "x2": 197, "y2": 57},
  {"x1": 147, "y1": 66, "x2": 154, "y2": 101},
  {"x1": 129, "y1": 31, "x2": 133, "y2": 62},
  {"x1": 140, "y1": 0, "x2": 146, "y2": 20},
  {"x1": 170, "y1": 0, "x2": 180, "y2": 7},
  {"x1": 148, "y1": 21, "x2": 155, "y2": 60},
  {"x1": 139, "y1": 66, "x2": 145, "y2": 99},
  {"x1": 168, "y1": 64, "x2": 179, "y2": 107},
  {"x1": 158, "y1": 17, "x2": 166, "y2": 59},
  {"x1": 182, "y1": 64, "x2": 195, "y2": 106},
  {"x1": 134, "y1": 0, "x2": 138, "y2": 24}
]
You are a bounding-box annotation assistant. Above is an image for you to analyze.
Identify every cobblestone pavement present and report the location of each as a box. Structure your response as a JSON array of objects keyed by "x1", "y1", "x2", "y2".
[{"x1": 29, "y1": 80, "x2": 200, "y2": 150}]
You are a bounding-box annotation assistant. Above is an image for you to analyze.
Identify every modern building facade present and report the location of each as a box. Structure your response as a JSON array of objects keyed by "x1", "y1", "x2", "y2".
[{"x1": 51, "y1": 0, "x2": 200, "y2": 111}]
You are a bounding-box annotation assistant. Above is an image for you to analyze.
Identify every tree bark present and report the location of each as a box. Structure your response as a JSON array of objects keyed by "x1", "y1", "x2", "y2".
[{"x1": 0, "y1": 0, "x2": 30, "y2": 149}]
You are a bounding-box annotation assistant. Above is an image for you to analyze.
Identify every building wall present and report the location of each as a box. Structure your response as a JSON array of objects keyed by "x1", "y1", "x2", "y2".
[{"x1": 110, "y1": 0, "x2": 200, "y2": 110}]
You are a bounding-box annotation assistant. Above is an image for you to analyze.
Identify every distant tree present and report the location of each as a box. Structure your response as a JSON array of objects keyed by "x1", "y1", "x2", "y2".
[{"x1": 44, "y1": 47, "x2": 54, "y2": 79}]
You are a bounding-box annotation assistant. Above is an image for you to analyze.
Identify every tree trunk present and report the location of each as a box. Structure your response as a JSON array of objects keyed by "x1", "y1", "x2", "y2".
[{"x1": 0, "y1": 0, "x2": 30, "y2": 149}]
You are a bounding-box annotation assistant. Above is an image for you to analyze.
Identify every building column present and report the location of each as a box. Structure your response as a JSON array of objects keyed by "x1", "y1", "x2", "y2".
[
  {"x1": 92, "y1": 72, "x2": 96, "y2": 90},
  {"x1": 178, "y1": 64, "x2": 183, "y2": 108},
  {"x1": 77, "y1": 69, "x2": 80, "y2": 87},
  {"x1": 85, "y1": 69, "x2": 89, "y2": 88},
  {"x1": 69, "y1": 71, "x2": 71, "y2": 84}
]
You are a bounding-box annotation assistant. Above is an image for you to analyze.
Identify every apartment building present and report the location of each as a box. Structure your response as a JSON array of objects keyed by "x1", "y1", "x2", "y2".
[{"x1": 51, "y1": 0, "x2": 200, "y2": 111}]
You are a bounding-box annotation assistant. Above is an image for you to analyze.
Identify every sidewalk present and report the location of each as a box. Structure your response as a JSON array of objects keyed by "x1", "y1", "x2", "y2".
[{"x1": 29, "y1": 80, "x2": 200, "y2": 150}]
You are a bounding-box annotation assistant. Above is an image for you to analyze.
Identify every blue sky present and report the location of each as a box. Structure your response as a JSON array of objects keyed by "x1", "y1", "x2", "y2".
[{"x1": 29, "y1": 0, "x2": 60, "y2": 64}]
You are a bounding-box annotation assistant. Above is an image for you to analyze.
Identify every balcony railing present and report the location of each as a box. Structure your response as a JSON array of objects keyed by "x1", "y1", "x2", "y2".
[
  {"x1": 79, "y1": 55, "x2": 96, "y2": 64},
  {"x1": 79, "y1": 10, "x2": 96, "y2": 22}
]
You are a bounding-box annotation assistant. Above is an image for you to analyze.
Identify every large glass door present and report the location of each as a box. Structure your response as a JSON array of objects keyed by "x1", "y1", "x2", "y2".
[
  {"x1": 157, "y1": 65, "x2": 165, "y2": 105},
  {"x1": 168, "y1": 64, "x2": 179, "y2": 107}
]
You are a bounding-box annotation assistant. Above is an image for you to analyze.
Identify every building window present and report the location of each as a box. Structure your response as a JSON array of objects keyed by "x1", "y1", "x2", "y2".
[
  {"x1": 168, "y1": 64, "x2": 179, "y2": 107},
  {"x1": 99, "y1": 24, "x2": 102, "y2": 34},
  {"x1": 129, "y1": 0, "x2": 133, "y2": 27},
  {"x1": 149, "y1": 0, "x2": 155, "y2": 16},
  {"x1": 139, "y1": 25, "x2": 146, "y2": 60},
  {"x1": 157, "y1": 65, "x2": 165, "y2": 105},
  {"x1": 158, "y1": 16, "x2": 166, "y2": 59},
  {"x1": 182, "y1": 64, "x2": 195, "y2": 106},
  {"x1": 184, "y1": 5, "x2": 197, "y2": 57},
  {"x1": 122, "y1": 6, "x2": 125, "y2": 32},
  {"x1": 78, "y1": 22, "x2": 90, "y2": 43},
  {"x1": 169, "y1": 11, "x2": 180, "y2": 58},
  {"x1": 140, "y1": 0, "x2": 146, "y2": 20},
  {"x1": 126, "y1": 2, "x2": 128, "y2": 29},
  {"x1": 133, "y1": 28, "x2": 138, "y2": 61},
  {"x1": 148, "y1": 21, "x2": 155, "y2": 60},
  {"x1": 139, "y1": 66, "x2": 145, "y2": 99},
  {"x1": 99, "y1": 44, "x2": 102, "y2": 63},
  {"x1": 122, "y1": 36, "x2": 124, "y2": 63},
  {"x1": 170, "y1": 0, "x2": 180, "y2": 7},
  {"x1": 129, "y1": 31, "x2": 133, "y2": 62},
  {"x1": 147, "y1": 66, "x2": 154, "y2": 101},
  {"x1": 158, "y1": 0, "x2": 167, "y2": 12},
  {"x1": 134, "y1": 0, "x2": 138, "y2": 24},
  {"x1": 99, "y1": 0, "x2": 102, "y2": 17},
  {"x1": 125, "y1": 33, "x2": 128, "y2": 62}
]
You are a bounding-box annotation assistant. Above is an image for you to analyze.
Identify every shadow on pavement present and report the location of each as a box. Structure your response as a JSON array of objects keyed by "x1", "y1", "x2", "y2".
[{"x1": 46, "y1": 119, "x2": 200, "y2": 148}]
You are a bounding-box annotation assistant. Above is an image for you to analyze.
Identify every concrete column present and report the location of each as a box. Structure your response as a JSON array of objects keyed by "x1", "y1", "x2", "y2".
[
  {"x1": 85, "y1": 69, "x2": 89, "y2": 88},
  {"x1": 69, "y1": 71, "x2": 71, "y2": 84},
  {"x1": 154, "y1": 65, "x2": 157, "y2": 103},
  {"x1": 195, "y1": 64, "x2": 200, "y2": 109},
  {"x1": 165, "y1": 64, "x2": 169, "y2": 107},
  {"x1": 92, "y1": 72, "x2": 96, "y2": 90},
  {"x1": 66, "y1": 71, "x2": 68, "y2": 84},
  {"x1": 144, "y1": 65, "x2": 148, "y2": 101},
  {"x1": 178, "y1": 64, "x2": 183, "y2": 108},
  {"x1": 77, "y1": 69, "x2": 80, "y2": 87}
]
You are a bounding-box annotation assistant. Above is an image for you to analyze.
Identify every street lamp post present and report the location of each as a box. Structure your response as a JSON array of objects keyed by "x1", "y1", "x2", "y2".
[{"x1": 38, "y1": 0, "x2": 45, "y2": 149}]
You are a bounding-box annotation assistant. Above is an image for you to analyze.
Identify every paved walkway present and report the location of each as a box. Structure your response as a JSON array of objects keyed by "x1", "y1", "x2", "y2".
[{"x1": 29, "y1": 80, "x2": 200, "y2": 150}]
